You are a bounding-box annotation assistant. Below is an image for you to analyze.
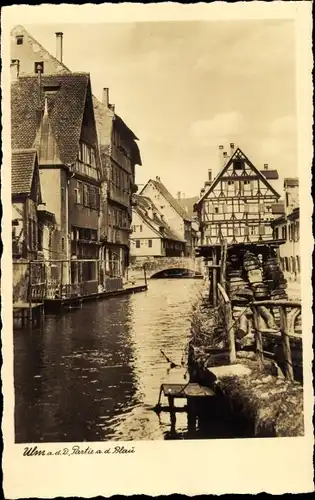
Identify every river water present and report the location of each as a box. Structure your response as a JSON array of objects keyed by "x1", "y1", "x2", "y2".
[{"x1": 14, "y1": 279, "x2": 206, "y2": 443}]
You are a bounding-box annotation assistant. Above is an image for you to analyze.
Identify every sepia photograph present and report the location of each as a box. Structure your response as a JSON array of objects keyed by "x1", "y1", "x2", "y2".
[{"x1": 1, "y1": 2, "x2": 314, "y2": 497}]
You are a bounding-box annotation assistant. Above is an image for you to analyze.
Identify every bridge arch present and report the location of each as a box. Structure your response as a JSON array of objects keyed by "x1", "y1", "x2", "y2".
[{"x1": 128, "y1": 257, "x2": 203, "y2": 281}]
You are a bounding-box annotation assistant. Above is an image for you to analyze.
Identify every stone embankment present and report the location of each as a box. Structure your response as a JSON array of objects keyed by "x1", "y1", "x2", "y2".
[{"x1": 188, "y1": 281, "x2": 304, "y2": 438}]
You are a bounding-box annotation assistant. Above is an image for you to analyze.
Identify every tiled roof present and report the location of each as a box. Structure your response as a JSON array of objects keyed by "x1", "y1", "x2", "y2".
[
  {"x1": 284, "y1": 178, "x2": 299, "y2": 187},
  {"x1": 272, "y1": 202, "x2": 285, "y2": 215},
  {"x1": 260, "y1": 169, "x2": 279, "y2": 180},
  {"x1": 147, "y1": 179, "x2": 193, "y2": 222},
  {"x1": 133, "y1": 194, "x2": 184, "y2": 242},
  {"x1": 178, "y1": 196, "x2": 199, "y2": 218},
  {"x1": 11, "y1": 73, "x2": 93, "y2": 166},
  {"x1": 11, "y1": 149, "x2": 37, "y2": 196}
]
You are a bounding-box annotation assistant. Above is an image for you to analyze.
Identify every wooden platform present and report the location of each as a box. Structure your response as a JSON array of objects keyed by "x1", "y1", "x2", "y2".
[
  {"x1": 13, "y1": 302, "x2": 44, "y2": 328},
  {"x1": 154, "y1": 383, "x2": 215, "y2": 414},
  {"x1": 44, "y1": 284, "x2": 148, "y2": 313},
  {"x1": 161, "y1": 383, "x2": 215, "y2": 398}
]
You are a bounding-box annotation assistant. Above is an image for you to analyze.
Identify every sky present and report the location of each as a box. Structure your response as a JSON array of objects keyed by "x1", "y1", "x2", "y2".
[{"x1": 26, "y1": 20, "x2": 297, "y2": 198}]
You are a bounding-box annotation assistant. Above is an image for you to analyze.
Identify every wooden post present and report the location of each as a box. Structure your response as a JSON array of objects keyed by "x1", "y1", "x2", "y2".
[
  {"x1": 218, "y1": 283, "x2": 236, "y2": 363},
  {"x1": 279, "y1": 306, "x2": 294, "y2": 380},
  {"x1": 28, "y1": 261, "x2": 33, "y2": 326},
  {"x1": 212, "y1": 249, "x2": 217, "y2": 307},
  {"x1": 220, "y1": 240, "x2": 228, "y2": 291},
  {"x1": 252, "y1": 306, "x2": 264, "y2": 370},
  {"x1": 143, "y1": 264, "x2": 147, "y2": 286},
  {"x1": 60, "y1": 260, "x2": 64, "y2": 297}
]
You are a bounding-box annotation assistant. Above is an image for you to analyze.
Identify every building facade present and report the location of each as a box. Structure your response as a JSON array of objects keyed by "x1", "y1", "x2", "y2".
[
  {"x1": 140, "y1": 178, "x2": 193, "y2": 256},
  {"x1": 12, "y1": 149, "x2": 42, "y2": 261},
  {"x1": 271, "y1": 178, "x2": 300, "y2": 283},
  {"x1": 194, "y1": 146, "x2": 281, "y2": 246},
  {"x1": 11, "y1": 72, "x2": 102, "y2": 291},
  {"x1": 93, "y1": 90, "x2": 142, "y2": 280},
  {"x1": 130, "y1": 195, "x2": 185, "y2": 258},
  {"x1": 11, "y1": 26, "x2": 142, "y2": 283}
]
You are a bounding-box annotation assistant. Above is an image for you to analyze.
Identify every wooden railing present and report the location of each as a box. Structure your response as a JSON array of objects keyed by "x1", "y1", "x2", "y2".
[
  {"x1": 250, "y1": 300, "x2": 302, "y2": 381},
  {"x1": 217, "y1": 283, "x2": 302, "y2": 380}
]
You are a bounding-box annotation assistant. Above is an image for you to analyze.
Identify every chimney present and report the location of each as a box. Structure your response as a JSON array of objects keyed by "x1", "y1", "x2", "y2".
[
  {"x1": 208, "y1": 169, "x2": 212, "y2": 182},
  {"x1": 230, "y1": 143, "x2": 235, "y2": 155},
  {"x1": 109, "y1": 103, "x2": 115, "y2": 113},
  {"x1": 177, "y1": 191, "x2": 181, "y2": 200},
  {"x1": 10, "y1": 59, "x2": 20, "y2": 81},
  {"x1": 103, "y1": 88, "x2": 109, "y2": 107},
  {"x1": 264, "y1": 163, "x2": 269, "y2": 170},
  {"x1": 55, "y1": 32, "x2": 64, "y2": 63},
  {"x1": 156, "y1": 176, "x2": 160, "y2": 182}
]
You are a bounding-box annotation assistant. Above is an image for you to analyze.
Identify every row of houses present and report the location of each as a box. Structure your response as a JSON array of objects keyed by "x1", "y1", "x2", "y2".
[
  {"x1": 193, "y1": 144, "x2": 300, "y2": 284},
  {"x1": 11, "y1": 25, "x2": 141, "y2": 295},
  {"x1": 130, "y1": 179, "x2": 198, "y2": 259}
]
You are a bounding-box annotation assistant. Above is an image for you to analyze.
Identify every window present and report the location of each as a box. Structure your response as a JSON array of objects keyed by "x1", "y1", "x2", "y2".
[
  {"x1": 83, "y1": 184, "x2": 89, "y2": 206},
  {"x1": 282, "y1": 226, "x2": 287, "y2": 240},
  {"x1": 296, "y1": 256, "x2": 300, "y2": 273},
  {"x1": 228, "y1": 181, "x2": 234, "y2": 185},
  {"x1": 34, "y1": 61, "x2": 44, "y2": 74},
  {"x1": 16, "y1": 36, "x2": 24, "y2": 45},
  {"x1": 274, "y1": 227, "x2": 279, "y2": 239},
  {"x1": 148, "y1": 239, "x2": 152, "y2": 248},
  {"x1": 74, "y1": 188, "x2": 78, "y2": 204},
  {"x1": 136, "y1": 240, "x2": 140, "y2": 248},
  {"x1": 61, "y1": 237, "x2": 65, "y2": 251},
  {"x1": 61, "y1": 187, "x2": 65, "y2": 203},
  {"x1": 258, "y1": 225, "x2": 265, "y2": 235},
  {"x1": 250, "y1": 226, "x2": 257, "y2": 236},
  {"x1": 291, "y1": 256, "x2": 296, "y2": 273},
  {"x1": 214, "y1": 206, "x2": 219, "y2": 214},
  {"x1": 139, "y1": 225, "x2": 143, "y2": 232},
  {"x1": 234, "y1": 160, "x2": 244, "y2": 170},
  {"x1": 227, "y1": 227, "x2": 234, "y2": 236}
]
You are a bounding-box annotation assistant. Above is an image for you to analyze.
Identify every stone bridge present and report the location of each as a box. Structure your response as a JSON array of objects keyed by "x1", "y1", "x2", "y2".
[{"x1": 128, "y1": 257, "x2": 203, "y2": 281}]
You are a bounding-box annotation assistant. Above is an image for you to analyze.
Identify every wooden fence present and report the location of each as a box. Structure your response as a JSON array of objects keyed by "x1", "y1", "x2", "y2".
[{"x1": 217, "y1": 283, "x2": 302, "y2": 381}]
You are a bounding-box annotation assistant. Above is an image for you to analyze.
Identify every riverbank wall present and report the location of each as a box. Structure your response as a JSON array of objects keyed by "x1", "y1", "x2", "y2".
[{"x1": 188, "y1": 281, "x2": 304, "y2": 438}]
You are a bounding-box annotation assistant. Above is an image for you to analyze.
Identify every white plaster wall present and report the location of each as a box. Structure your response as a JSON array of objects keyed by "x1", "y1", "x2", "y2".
[{"x1": 141, "y1": 181, "x2": 184, "y2": 240}]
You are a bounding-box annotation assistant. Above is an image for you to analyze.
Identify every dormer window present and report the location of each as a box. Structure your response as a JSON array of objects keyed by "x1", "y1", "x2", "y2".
[{"x1": 16, "y1": 36, "x2": 24, "y2": 45}]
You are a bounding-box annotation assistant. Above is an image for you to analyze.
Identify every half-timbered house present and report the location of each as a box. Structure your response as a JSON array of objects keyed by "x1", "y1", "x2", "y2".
[{"x1": 194, "y1": 147, "x2": 281, "y2": 246}]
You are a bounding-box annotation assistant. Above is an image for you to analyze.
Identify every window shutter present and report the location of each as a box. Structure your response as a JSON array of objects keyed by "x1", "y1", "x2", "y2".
[
  {"x1": 244, "y1": 225, "x2": 249, "y2": 236},
  {"x1": 244, "y1": 204, "x2": 249, "y2": 214},
  {"x1": 259, "y1": 224, "x2": 265, "y2": 235},
  {"x1": 259, "y1": 203, "x2": 265, "y2": 213}
]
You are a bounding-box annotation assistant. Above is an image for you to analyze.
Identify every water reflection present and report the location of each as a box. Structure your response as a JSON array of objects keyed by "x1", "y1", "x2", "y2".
[{"x1": 14, "y1": 279, "x2": 203, "y2": 442}]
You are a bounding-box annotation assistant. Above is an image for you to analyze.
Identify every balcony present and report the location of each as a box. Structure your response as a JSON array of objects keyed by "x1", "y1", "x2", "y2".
[{"x1": 74, "y1": 160, "x2": 99, "y2": 181}]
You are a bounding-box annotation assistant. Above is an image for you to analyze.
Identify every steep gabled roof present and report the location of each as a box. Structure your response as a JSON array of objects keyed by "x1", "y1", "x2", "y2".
[
  {"x1": 140, "y1": 179, "x2": 192, "y2": 222},
  {"x1": 133, "y1": 194, "x2": 185, "y2": 242},
  {"x1": 195, "y1": 147, "x2": 280, "y2": 207},
  {"x1": 11, "y1": 73, "x2": 94, "y2": 166},
  {"x1": 178, "y1": 196, "x2": 199, "y2": 218},
  {"x1": 11, "y1": 149, "x2": 38, "y2": 196},
  {"x1": 11, "y1": 25, "x2": 71, "y2": 74}
]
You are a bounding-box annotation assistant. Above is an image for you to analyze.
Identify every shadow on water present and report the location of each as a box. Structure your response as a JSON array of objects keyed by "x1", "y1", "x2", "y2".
[{"x1": 14, "y1": 279, "x2": 250, "y2": 442}]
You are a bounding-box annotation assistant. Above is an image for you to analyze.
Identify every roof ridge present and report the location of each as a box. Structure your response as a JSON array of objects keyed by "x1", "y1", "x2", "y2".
[{"x1": 150, "y1": 179, "x2": 192, "y2": 221}]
